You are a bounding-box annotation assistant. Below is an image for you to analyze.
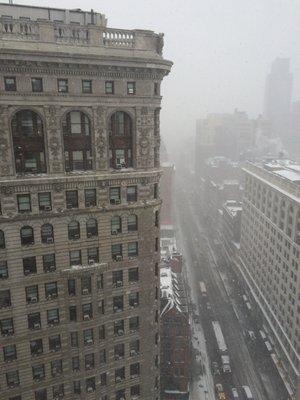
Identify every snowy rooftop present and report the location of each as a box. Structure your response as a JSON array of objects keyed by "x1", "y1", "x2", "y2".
[
  {"x1": 263, "y1": 160, "x2": 300, "y2": 184},
  {"x1": 160, "y1": 261, "x2": 188, "y2": 316},
  {"x1": 224, "y1": 200, "x2": 242, "y2": 217}
]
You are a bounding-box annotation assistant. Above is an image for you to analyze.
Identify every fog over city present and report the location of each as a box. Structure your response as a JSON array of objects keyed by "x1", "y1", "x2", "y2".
[
  {"x1": 17, "y1": 0, "x2": 300, "y2": 148},
  {"x1": 1, "y1": 1, "x2": 300, "y2": 400}
]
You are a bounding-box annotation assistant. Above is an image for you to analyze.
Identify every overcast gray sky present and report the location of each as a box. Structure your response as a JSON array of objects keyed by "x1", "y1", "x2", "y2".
[{"x1": 17, "y1": 0, "x2": 300, "y2": 146}]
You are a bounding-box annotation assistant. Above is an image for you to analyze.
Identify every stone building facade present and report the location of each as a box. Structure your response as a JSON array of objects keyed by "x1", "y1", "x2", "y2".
[
  {"x1": 0, "y1": 4, "x2": 172, "y2": 400},
  {"x1": 240, "y1": 161, "x2": 300, "y2": 395}
]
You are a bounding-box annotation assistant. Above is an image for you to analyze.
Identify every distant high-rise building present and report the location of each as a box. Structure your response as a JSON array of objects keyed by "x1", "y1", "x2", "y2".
[
  {"x1": 240, "y1": 160, "x2": 300, "y2": 395},
  {"x1": 263, "y1": 58, "x2": 293, "y2": 140},
  {"x1": 0, "y1": 3, "x2": 172, "y2": 400},
  {"x1": 195, "y1": 110, "x2": 255, "y2": 177}
]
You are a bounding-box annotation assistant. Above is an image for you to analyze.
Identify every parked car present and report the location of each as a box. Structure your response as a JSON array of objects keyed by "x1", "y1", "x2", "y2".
[{"x1": 231, "y1": 387, "x2": 239, "y2": 399}]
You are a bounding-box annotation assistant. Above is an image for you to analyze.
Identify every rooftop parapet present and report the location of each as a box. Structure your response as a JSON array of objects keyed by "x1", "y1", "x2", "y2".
[{"x1": 0, "y1": 3, "x2": 165, "y2": 56}]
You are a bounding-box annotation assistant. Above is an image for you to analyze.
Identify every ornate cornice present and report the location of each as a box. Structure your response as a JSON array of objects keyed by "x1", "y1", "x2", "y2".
[{"x1": 0, "y1": 59, "x2": 168, "y2": 80}]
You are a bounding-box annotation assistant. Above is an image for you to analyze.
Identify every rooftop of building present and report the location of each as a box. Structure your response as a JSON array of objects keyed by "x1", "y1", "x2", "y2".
[
  {"x1": 0, "y1": 3, "x2": 172, "y2": 68},
  {"x1": 160, "y1": 256, "x2": 188, "y2": 316},
  {"x1": 223, "y1": 200, "x2": 243, "y2": 217},
  {"x1": 244, "y1": 160, "x2": 300, "y2": 202}
]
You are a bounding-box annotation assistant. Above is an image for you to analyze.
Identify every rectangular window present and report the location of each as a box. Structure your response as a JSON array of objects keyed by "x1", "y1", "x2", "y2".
[
  {"x1": 31, "y1": 78, "x2": 43, "y2": 93},
  {"x1": 49, "y1": 334, "x2": 61, "y2": 351},
  {"x1": 6, "y1": 370, "x2": 19, "y2": 387},
  {"x1": 112, "y1": 244, "x2": 123, "y2": 261},
  {"x1": 112, "y1": 270, "x2": 123, "y2": 287},
  {"x1": 127, "y1": 81, "x2": 136, "y2": 95},
  {"x1": 129, "y1": 292, "x2": 139, "y2": 307},
  {"x1": 70, "y1": 250, "x2": 82, "y2": 266},
  {"x1": 38, "y1": 192, "x2": 51, "y2": 211},
  {"x1": 0, "y1": 318, "x2": 14, "y2": 335},
  {"x1": 28, "y1": 312, "x2": 41, "y2": 330},
  {"x1": 72, "y1": 356, "x2": 80, "y2": 371},
  {"x1": 105, "y1": 81, "x2": 114, "y2": 94},
  {"x1": 70, "y1": 332, "x2": 78, "y2": 347},
  {"x1": 43, "y1": 253, "x2": 56, "y2": 273},
  {"x1": 3, "y1": 344, "x2": 17, "y2": 362},
  {"x1": 129, "y1": 267, "x2": 139, "y2": 283},
  {"x1": 32, "y1": 364, "x2": 45, "y2": 380},
  {"x1": 128, "y1": 242, "x2": 138, "y2": 257},
  {"x1": 68, "y1": 278, "x2": 76, "y2": 296},
  {"x1": 4, "y1": 76, "x2": 16, "y2": 91},
  {"x1": 114, "y1": 319, "x2": 124, "y2": 336},
  {"x1": 23, "y1": 256, "x2": 37, "y2": 275},
  {"x1": 85, "y1": 353, "x2": 95, "y2": 369},
  {"x1": 66, "y1": 190, "x2": 78, "y2": 209},
  {"x1": 17, "y1": 194, "x2": 31, "y2": 212},
  {"x1": 99, "y1": 348, "x2": 106, "y2": 364},
  {"x1": 0, "y1": 261, "x2": 8, "y2": 279},
  {"x1": 58, "y1": 79, "x2": 68, "y2": 93},
  {"x1": 110, "y1": 187, "x2": 121, "y2": 204},
  {"x1": 83, "y1": 328, "x2": 94, "y2": 345},
  {"x1": 74, "y1": 380, "x2": 81, "y2": 394},
  {"x1": 82, "y1": 79, "x2": 92, "y2": 93},
  {"x1": 129, "y1": 316, "x2": 139, "y2": 332},
  {"x1": 47, "y1": 308, "x2": 59, "y2": 325},
  {"x1": 127, "y1": 186, "x2": 137, "y2": 202},
  {"x1": 85, "y1": 189, "x2": 97, "y2": 207},
  {"x1": 0, "y1": 289, "x2": 11, "y2": 308},
  {"x1": 30, "y1": 339, "x2": 43, "y2": 356},
  {"x1": 69, "y1": 305, "x2": 77, "y2": 322},
  {"x1": 87, "y1": 247, "x2": 99, "y2": 264},
  {"x1": 26, "y1": 285, "x2": 39, "y2": 304},
  {"x1": 82, "y1": 303, "x2": 93, "y2": 319},
  {"x1": 51, "y1": 359, "x2": 62, "y2": 376},
  {"x1": 154, "y1": 183, "x2": 158, "y2": 199},
  {"x1": 154, "y1": 82, "x2": 160, "y2": 95},
  {"x1": 113, "y1": 295, "x2": 124, "y2": 312},
  {"x1": 99, "y1": 325, "x2": 106, "y2": 340},
  {"x1": 45, "y1": 282, "x2": 58, "y2": 299}
]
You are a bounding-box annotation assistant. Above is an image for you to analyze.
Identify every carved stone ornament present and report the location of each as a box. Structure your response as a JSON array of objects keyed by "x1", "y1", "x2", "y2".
[
  {"x1": 53, "y1": 183, "x2": 64, "y2": 192},
  {"x1": 1, "y1": 186, "x2": 13, "y2": 195}
]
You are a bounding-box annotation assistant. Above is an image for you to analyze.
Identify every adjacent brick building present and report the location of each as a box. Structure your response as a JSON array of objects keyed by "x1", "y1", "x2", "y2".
[{"x1": 0, "y1": 3, "x2": 172, "y2": 400}]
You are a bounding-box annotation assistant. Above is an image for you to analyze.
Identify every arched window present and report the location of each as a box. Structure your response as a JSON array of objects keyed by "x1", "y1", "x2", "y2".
[
  {"x1": 127, "y1": 215, "x2": 138, "y2": 232},
  {"x1": 68, "y1": 221, "x2": 80, "y2": 240},
  {"x1": 11, "y1": 110, "x2": 46, "y2": 174},
  {"x1": 41, "y1": 224, "x2": 54, "y2": 244},
  {"x1": 62, "y1": 111, "x2": 92, "y2": 171},
  {"x1": 0, "y1": 230, "x2": 5, "y2": 249},
  {"x1": 20, "y1": 226, "x2": 34, "y2": 246},
  {"x1": 111, "y1": 216, "x2": 122, "y2": 234},
  {"x1": 86, "y1": 219, "x2": 98, "y2": 238},
  {"x1": 109, "y1": 111, "x2": 133, "y2": 169}
]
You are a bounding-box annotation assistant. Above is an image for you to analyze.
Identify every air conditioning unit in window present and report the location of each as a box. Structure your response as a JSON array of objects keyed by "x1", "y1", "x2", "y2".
[
  {"x1": 49, "y1": 265, "x2": 56, "y2": 272},
  {"x1": 130, "y1": 350, "x2": 137, "y2": 356},
  {"x1": 30, "y1": 296, "x2": 38, "y2": 303},
  {"x1": 86, "y1": 363, "x2": 92, "y2": 369},
  {"x1": 116, "y1": 280, "x2": 123, "y2": 287},
  {"x1": 44, "y1": 205, "x2": 51, "y2": 211},
  {"x1": 116, "y1": 376, "x2": 122, "y2": 383},
  {"x1": 24, "y1": 269, "x2": 32, "y2": 275},
  {"x1": 115, "y1": 199, "x2": 121, "y2": 205},
  {"x1": 110, "y1": 199, "x2": 116, "y2": 205},
  {"x1": 129, "y1": 256, "x2": 136, "y2": 260},
  {"x1": 87, "y1": 232, "x2": 93, "y2": 238},
  {"x1": 86, "y1": 338, "x2": 93, "y2": 344},
  {"x1": 0, "y1": 273, "x2": 8, "y2": 279},
  {"x1": 82, "y1": 288, "x2": 89, "y2": 295},
  {"x1": 131, "y1": 374, "x2": 138, "y2": 379},
  {"x1": 46, "y1": 237, "x2": 54, "y2": 244},
  {"x1": 87, "y1": 386, "x2": 94, "y2": 393},
  {"x1": 115, "y1": 255, "x2": 123, "y2": 261},
  {"x1": 131, "y1": 395, "x2": 139, "y2": 400},
  {"x1": 83, "y1": 314, "x2": 90, "y2": 321},
  {"x1": 67, "y1": 203, "x2": 73, "y2": 209},
  {"x1": 112, "y1": 230, "x2": 118, "y2": 235},
  {"x1": 117, "y1": 329, "x2": 124, "y2": 336},
  {"x1": 33, "y1": 322, "x2": 41, "y2": 329},
  {"x1": 88, "y1": 259, "x2": 95, "y2": 265},
  {"x1": 74, "y1": 234, "x2": 79, "y2": 239},
  {"x1": 86, "y1": 202, "x2": 91, "y2": 207},
  {"x1": 119, "y1": 397, "x2": 125, "y2": 400}
]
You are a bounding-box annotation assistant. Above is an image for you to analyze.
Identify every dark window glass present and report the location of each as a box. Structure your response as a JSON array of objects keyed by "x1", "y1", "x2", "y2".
[
  {"x1": 128, "y1": 242, "x2": 138, "y2": 257},
  {"x1": 109, "y1": 112, "x2": 133, "y2": 169},
  {"x1": 38, "y1": 192, "x2": 51, "y2": 211},
  {"x1": 86, "y1": 219, "x2": 98, "y2": 237},
  {"x1": 105, "y1": 81, "x2": 114, "y2": 94},
  {"x1": 43, "y1": 253, "x2": 56, "y2": 273},
  {"x1": 83, "y1": 328, "x2": 93, "y2": 345},
  {"x1": 113, "y1": 295, "x2": 123, "y2": 312},
  {"x1": 74, "y1": 380, "x2": 81, "y2": 394},
  {"x1": 35, "y1": 388, "x2": 47, "y2": 400},
  {"x1": 127, "y1": 82, "x2": 136, "y2": 95},
  {"x1": 3, "y1": 344, "x2": 17, "y2": 361},
  {"x1": 68, "y1": 221, "x2": 80, "y2": 240},
  {"x1": 112, "y1": 270, "x2": 123, "y2": 287},
  {"x1": 70, "y1": 332, "x2": 78, "y2": 347},
  {"x1": 20, "y1": 226, "x2": 34, "y2": 246},
  {"x1": 23, "y1": 256, "x2": 36, "y2": 275},
  {"x1": 72, "y1": 356, "x2": 80, "y2": 371},
  {"x1": 31, "y1": 78, "x2": 43, "y2": 93},
  {"x1": 69, "y1": 250, "x2": 81, "y2": 266},
  {"x1": 68, "y1": 279, "x2": 76, "y2": 296},
  {"x1": 154, "y1": 82, "x2": 159, "y2": 95},
  {"x1": 85, "y1": 189, "x2": 96, "y2": 207},
  {"x1": 128, "y1": 214, "x2": 138, "y2": 231},
  {"x1": 26, "y1": 285, "x2": 38, "y2": 303},
  {"x1": 0, "y1": 289, "x2": 11, "y2": 308},
  {"x1": 129, "y1": 267, "x2": 139, "y2": 283},
  {"x1": 0, "y1": 318, "x2": 14, "y2": 335},
  {"x1": 69, "y1": 305, "x2": 77, "y2": 322},
  {"x1": 32, "y1": 364, "x2": 45, "y2": 380},
  {"x1": 110, "y1": 187, "x2": 121, "y2": 204},
  {"x1": 112, "y1": 244, "x2": 123, "y2": 261},
  {"x1": 87, "y1": 247, "x2": 99, "y2": 264},
  {"x1": 82, "y1": 80, "x2": 92, "y2": 93},
  {"x1": 49, "y1": 334, "x2": 61, "y2": 352},
  {"x1": 41, "y1": 224, "x2": 54, "y2": 244},
  {"x1": 6, "y1": 370, "x2": 19, "y2": 387},
  {"x1": 58, "y1": 79, "x2": 68, "y2": 93},
  {"x1": 28, "y1": 312, "x2": 41, "y2": 330},
  {"x1": 127, "y1": 186, "x2": 137, "y2": 202},
  {"x1": 111, "y1": 216, "x2": 122, "y2": 234},
  {"x1": 47, "y1": 308, "x2": 59, "y2": 325},
  {"x1": 66, "y1": 190, "x2": 78, "y2": 209},
  {"x1": 17, "y1": 194, "x2": 31, "y2": 212},
  {"x1": 4, "y1": 77, "x2": 16, "y2": 91},
  {"x1": 30, "y1": 338, "x2": 43, "y2": 356},
  {"x1": 0, "y1": 261, "x2": 8, "y2": 279},
  {"x1": 0, "y1": 231, "x2": 5, "y2": 249},
  {"x1": 45, "y1": 282, "x2": 58, "y2": 299}
]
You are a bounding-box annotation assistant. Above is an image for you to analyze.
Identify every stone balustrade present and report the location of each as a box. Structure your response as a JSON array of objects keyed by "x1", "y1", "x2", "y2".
[{"x1": 0, "y1": 17, "x2": 164, "y2": 55}]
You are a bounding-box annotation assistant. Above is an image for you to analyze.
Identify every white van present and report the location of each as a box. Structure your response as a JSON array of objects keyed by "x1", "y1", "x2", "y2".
[
  {"x1": 242, "y1": 385, "x2": 253, "y2": 399},
  {"x1": 265, "y1": 341, "x2": 272, "y2": 352}
]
